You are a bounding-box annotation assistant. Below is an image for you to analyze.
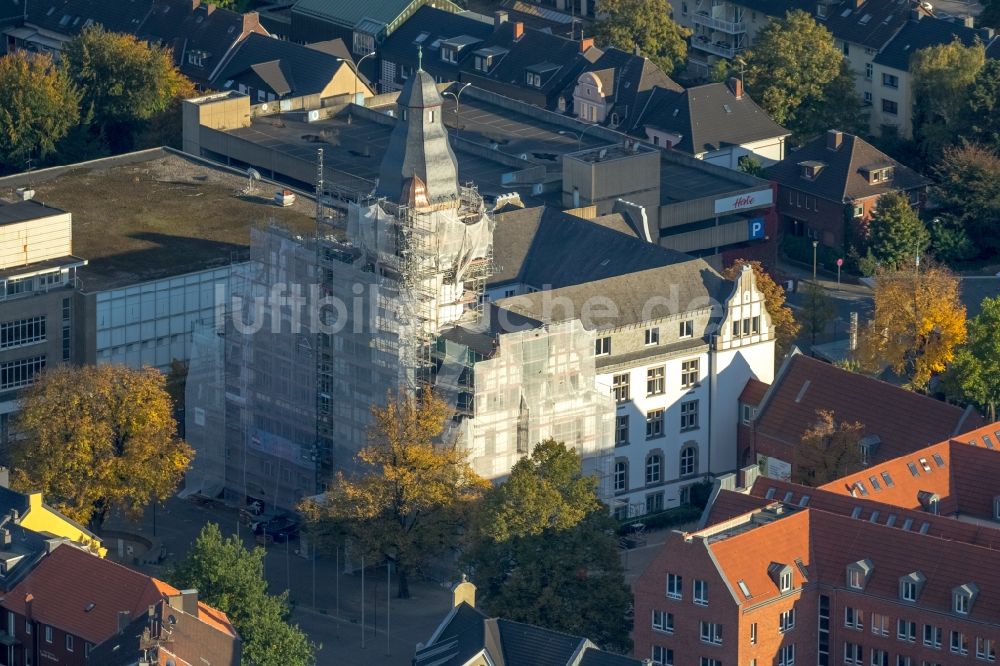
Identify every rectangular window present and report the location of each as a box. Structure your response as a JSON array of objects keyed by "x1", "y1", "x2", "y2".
[
  {"x1": 954, "y1": 591, "x2": 971, "y2": 614},
  {"x1": 699, "y1": 621, "x2": 722, "y2": 645},
  {"x1": 870, "y1": 612, "x2": 888, "y2": 636},
  {"x1": 645, "y1": 327, "x2": 660, "y2": 345},
  {"x1": 0, "y1": 316, "x2": 46, "y2": 349},
  {"x1": 780, "y1": 609, "x2": 796, "y2": 632},
  {"x1": 66, "y1": 634, "x2": 74, "y2": 652},
  {"x1": 615, "y1": 415, "x2": 629, "y2": 446},
  {"x1": 595, "y1": 336, "x2": 611, "y2": 355},
  {"x1": 741, "y1": 403, "x2": 755, "y2": 425},
  {"x1": 651, "y1": 609, "x2": 674, "y2": 634},
  {"x1": 693, "y1": 579, "x2": 708, "y2": 606},
  {"x1": 652, "y1": 645, "x2": 673, "y2": 666},
  {"x1": 952, "y1": 631, "x2": 969, "y2": 655},
  {"x1": 897, "y1": 657, "x2": 911, "y2": 666},
  {"x1": 844, "y1": 642, "x2": 862, "y2": 665},
  {"x1": 700, "y1": 660, "x2": 721, "y2": 666},
  {"x1": 613, "y1": 461, "x2": 627, "y2": 492},
  {"x1": 844, "y1": 607, "x2": 863, "y2": 630},
  {"x1": 681, "y1": 359, "x2": 699, "y2": 388},
  {"x1": 646, "y1": 409, "x2": 664, "y2": 439},
  {"x1": 871, "y1": 649, "x2": 888, "y2": 666},
  {"x1": 882, "y1": 99, "x2": 898, "y2": 115},
  {"x1": 612, "y1": 373, "x2": 630, "y2": 403},
  {"x1": 646, "y1": 492, "x2": 663, "y2": 513},
  {"x1": 0, "y1": 356, "x2": 46, "y2": 391},
  {"x1": 679, "y1": 320, "x2": 694, "y2": 338},
  {"x1": 680, "y1": 400, "x2": 699, "y2": 431},
  {"x1": 750, "y1": 622, "x2": 757, "y2": 645},
  {"x1": 864, "y1": 91, "x2": 873, "y2": 104},
  {"x1": 923, "y1": 624, "x2": 942, "y2": 648},
  {"x1": 45, "y1": 625, "x2": 52, "y2": 643},
  {"x1": 647, "y1": 366, "x2": 665, "y2": 395},
  {"x1": 780, "y1": 644, "x2": 795, "y2": 666},
  {"x1": 898, "y1": 618, "x2": 916, "y2": 642},
  {"x1": 25, "y1": 619, "x2": 31, "y2": 634},
  {"x1": 866, "y1": 62, "x2": 873, "y2": 79},
  {"x1": 666, "y1": 573, "x2": 682, "y2": 599},
  {"x1": 882, "y1": 73, "x2": 899, "y2": 88},
  {"x1": 977, "y1": 637, "x2": 996, "y2": 661}
]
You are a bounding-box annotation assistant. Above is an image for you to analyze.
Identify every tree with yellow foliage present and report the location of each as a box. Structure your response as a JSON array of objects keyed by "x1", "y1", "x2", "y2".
[
  {"x1": 794, "y1": 410, "x2": 866, "y2": 486},
  {"x1": 301, "y1": 390, "x2": 486, "y2": 598},
  {"x1": 723, "y1": 259, "x2": 800, "y2": 359},
  {"x1": 11, "y1": 365, "x2": 193, "y2": 529},
  {"x1": 860, "y1": 261, "x2": 966, "y2": 391}
]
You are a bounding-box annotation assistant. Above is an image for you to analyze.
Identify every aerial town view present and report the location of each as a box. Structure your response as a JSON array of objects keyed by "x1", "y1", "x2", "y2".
[{"x1": 0, "y1": 0, "x2": 998, "y2": 663}]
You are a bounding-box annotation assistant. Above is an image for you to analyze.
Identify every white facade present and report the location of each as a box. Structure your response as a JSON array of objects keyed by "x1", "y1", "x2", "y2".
[
  {"x1": 699, "y1": 135, "x2": 786, "y2": 169},
  {"x1": 94, "y1": 266, "x2": 231, "y2": 370}
]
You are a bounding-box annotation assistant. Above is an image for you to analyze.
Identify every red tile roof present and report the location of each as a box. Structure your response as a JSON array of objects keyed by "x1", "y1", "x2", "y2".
[
  {"x1": 754, "y1": 354, "x2": 980, "y2": 462},
  {"x1": 739, "y1": 378, "x2": 769, "y2": 406}
]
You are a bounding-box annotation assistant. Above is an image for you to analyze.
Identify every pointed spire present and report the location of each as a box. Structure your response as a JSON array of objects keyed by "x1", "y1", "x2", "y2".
[{"x1": 417, "y1": 44, "x2": 423, "y2": 72}]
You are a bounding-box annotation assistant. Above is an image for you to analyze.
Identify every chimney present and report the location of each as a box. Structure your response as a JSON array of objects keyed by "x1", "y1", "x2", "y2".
[
  {"x1": 493, "y1": 10, "x2": 508, "y2": 28},
  {"x1": 580, "y1": 37, "x2": 594, "y2": 52},
  {"x1": 961, "y1": 15, "x2": 974, "y2": 27},
  {"x1": 1, "y1": 529, "x2": 10, "y2": 547},
  {"x1": 728, "y1": 76, "x2": 743, "y2": 99},
  {"x1": 451, "y1": 574, "x2": 477, "y2": 608},
  {"x1": 982, "y1": 27, "x2": 996, "y2": 39},
  {"x1": 0, "y1": 466, "x2": 8, "y2": 488},
  {"x1": 242, "y1": 11, "x2": 260, "y2": 35},
  {"x1": 117, "y1": 611, "x2": 131, "y2": 633},
  {"x1": 513, "y1": 21, "x2": 524, "y2": 40},
  {"x1": 180, "y1": 589, "x2": 199, "y2": 617},
  {"x1": 827, "y1": 129, "x2": 844, "y2": 151}
]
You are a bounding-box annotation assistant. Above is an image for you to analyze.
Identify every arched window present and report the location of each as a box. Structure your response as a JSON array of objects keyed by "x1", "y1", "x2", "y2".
[
  {"x1": 680, "y1": 444, "x2": 698, "y2": 476},
  {"x1": 614, "y1": 460, "x2": 628, "y2": 492},
  {"x1": 645, "y1": 453, "x2": 662, "y2": 485}
]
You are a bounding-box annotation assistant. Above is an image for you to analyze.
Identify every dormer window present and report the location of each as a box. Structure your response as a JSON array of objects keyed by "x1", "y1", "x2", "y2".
[
  {"x1": 441, "y1": 46, "x2": 457, "y2": 63},
  {"x1": 993, "y1": 495, "x2": 1000, "y2": 521},
  {"x1": 953, "y1": 583, "x2": 978, "y2": 615},
  {"x1": 917, "y1": 490, "x2": 939, "y2": 514},
  {"x1": 899, "y1": 571, "x2": 925, "y2": 602},
  {"x1": 768, "y1": 563, "x2": 794, "y2": 592},
  {"x1": 475, "y1": 55, "x2": 491, "y2": 72},
  {"x1": 858, "y1": 435, "x2": 879, "y2": 464},
  {"x1": 865, "y1": 165, "x2": 894, "y2": 184},
  {"x1": 526, "y1": 71, "x2": 541, "y2": 87},
  {"x1": 799, "y1": 160, "x2": 825, "y2": 180},
  {"x1": 846, "y1": 559, "x2": 873, "y2": 590}
]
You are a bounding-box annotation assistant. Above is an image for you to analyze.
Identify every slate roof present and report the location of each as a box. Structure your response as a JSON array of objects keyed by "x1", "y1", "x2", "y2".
[
  {"x1": 752, "y1": 353, "x2": 981, "y2": 463},
  {"x1": 628, "y1": 82, "x2": 788, "y2": 155},
  {"x1": 490, "y1": 206, "x2": 693, "y2": 289},
  {"x1": 25, "y1": 0, "x2": 152, "y2": 37},
  {"x1": 575, "y1": 47, "x2": 682, "y2": 128},
  {"x1": 765, "y1": 131, "x2": 930, "y2": 203},
  {"x1": 378, "y1": 5, "x2": 493, "y2": 78},
  {"x1": 212, "y1": 33, "x2": 353, "y2": 97},
  {"x1": 414, "y1": 602, "x2": 642, "y2": 665},
  {"x1": 292, "y1": 0, "x2": 458, "y2": 29},
  {"x1": 873, "y1": 15, "x2": 994, "y2": 71}
]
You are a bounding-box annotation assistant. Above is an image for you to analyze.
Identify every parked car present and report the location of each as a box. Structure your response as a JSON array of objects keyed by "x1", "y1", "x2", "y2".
[{"x1": 253, "y1": 516, "x2": 300, "y2": 543}]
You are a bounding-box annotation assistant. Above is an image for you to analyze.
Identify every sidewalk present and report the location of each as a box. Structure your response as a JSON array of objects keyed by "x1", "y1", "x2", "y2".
[{"x1": 776, "y1": 258, "x2": 872, "y2": 301}]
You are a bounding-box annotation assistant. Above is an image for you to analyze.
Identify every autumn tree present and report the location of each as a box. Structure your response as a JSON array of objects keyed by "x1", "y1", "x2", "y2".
[
  {"x1": 301, "y1": 390, "x2": 486, "y2": 598},
  {"x1": 170, "y1": 523, "x2": 315, "y2": 666},
  {"x1": 0, "y1": 52, "x2": 80, "y2": 172},
  {"x1": 464, "y1": 440, "x2": 632, "y2": 653},
  {"x1": 10, "y1": 365, "x2": 192, "y2": 528},
  {"x1": 793, "y1": 410, "x2": 865, "y2": 485},
  {"x1": 800, "y1": 281, "x2": 835, "y2": 347},
  {"x1": 859, "y1": 262, "x2": 966, "y2": 391},
  {"x1": 64, "y1": 25, "x2": 192, "y2": 151},
  {"x1": 945, "y1": 297, "x2": 1000, "y2": 421},
  {"x1": 910, "y1": 39, "x2": 985, "y2": 158},
  {"x1": 723, "y1": 259, "x2": 800, "y2": 359},
  {"x1": 932, "y1": 144, "x2": 1000, "y2": 256},
  {"x1": 743, "y1": 11, "x2": 862, "y2": 140},
  {"x1": 868, "y1": 192, "x2": 930, "y2": 269},
  {"x1": 594, "y1": 0, "x2": 690, "y2": 75}
]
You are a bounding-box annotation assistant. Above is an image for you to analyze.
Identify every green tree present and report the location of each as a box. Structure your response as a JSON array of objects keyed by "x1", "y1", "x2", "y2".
[
  {"x1": 801, "y1": 281, "x2": 835, "y2": 346},
  {"x1": 301, "y1": 391, "x2": 486, "y2": 598},
  {"x1": 0, "y1": 52, "x2": 80, "y2": 172},
  {"x1": 170, "y1": 523, "x2": 315, "y2": 666},
  {"x1": 978, "y1": 0, "x2": 1000, "y2": 30},
  {"x1": 11, "y1": 365, "x2": 193, "y2": 528},
  {"x1": 946, "y1": 297, "x2": 1000, "y2": 421},
  {"x1": 743, "y1": 10, "x2": 861, "y2": 140},
  {"x1": 932, "y1": 144, "x2": 1000, "y2": 256},
  {"x1": 594, "y1": 0, "x2": 690, "y2": 75},
  {"x1": 910, "y1": 39, "x2": 985, "y2": 159},
  {"x1": 737, "y1": 154, "x2": 765, "y2": 177},
  {"x1": 722, "y1": 259, "x2": 800, "y2": 358},
  {"x1": 465, "y1": 440, "x2": 631, "y2": 653},
  {"x1": 64, "y1": 25, "x2": 192, "y2": 150},
  {"x1": 868, "y1": 192, "x2": 930, "y2": 269},
  {"x1": 793, "y1": 410, "x2": 865, "y2": 485},
  {"x1": 958, "y1": 59, "x2": 1000, "y2": 148}
]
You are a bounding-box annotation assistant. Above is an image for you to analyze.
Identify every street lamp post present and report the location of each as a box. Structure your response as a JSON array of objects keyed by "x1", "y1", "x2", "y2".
[
  {"x1": 336, "y1": 51, "x2": 377, "y2": 101},
  {"x1": 442, "y1": 82, "x2": 471, "y2": 117},
  {"x1": 812, "y1": 240, "x2": 819, "y2": 282},
  {"x1": 559, "y1": 123, "x2": 597, "y2": 150}
]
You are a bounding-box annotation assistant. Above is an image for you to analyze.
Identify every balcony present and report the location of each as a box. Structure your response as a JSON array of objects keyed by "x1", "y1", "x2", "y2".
[
  {"x1": 691, "y1": 11, "x2": 746, "y2": 33},
  {"x1": 691, "y1": 35, "x2": 743, "y2": 59}
]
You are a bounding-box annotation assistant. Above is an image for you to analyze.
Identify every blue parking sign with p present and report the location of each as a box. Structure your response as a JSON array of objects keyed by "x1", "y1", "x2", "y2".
[{"x1": 748, "y1": 217, "x2": 765, "y2": 240}]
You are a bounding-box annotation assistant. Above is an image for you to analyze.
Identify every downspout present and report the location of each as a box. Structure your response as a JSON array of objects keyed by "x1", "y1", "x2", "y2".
[{"x1": 707, "y1": 333, "x2": 716, "y2": 477}]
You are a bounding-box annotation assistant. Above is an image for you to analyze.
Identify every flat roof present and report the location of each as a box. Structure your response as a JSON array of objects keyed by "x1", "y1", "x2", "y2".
[
  {"x1": 0, "y1": 199, "x2": 66, "y2": 225},
  {"x1": 0, "y1": 150, "x2": 315, "y2": 291}
]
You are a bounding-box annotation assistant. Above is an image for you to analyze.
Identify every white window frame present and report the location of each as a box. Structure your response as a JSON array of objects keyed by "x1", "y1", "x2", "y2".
[
  {"x1": 693, "y1": 579, "x2": 708, "y2": 606},
  {"x1": 666, "y1": 573, "x2": 682, "y2": 600}
]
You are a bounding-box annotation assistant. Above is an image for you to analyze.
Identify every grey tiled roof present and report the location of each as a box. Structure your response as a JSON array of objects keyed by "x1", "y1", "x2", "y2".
[
  {"x1": 873, "y1": 16, "x2": 993, "y2": 71},
  {"x1": 213, "y1": 33, "x2": 353, "y2": 98},
  {"x1": 730, "y1": 0, "x2": 913, "y2": 50},
  {"x1": 291, "y1": 0, "x2": 453, "y2": 29},
  {"x1": 765, "y1": 131, "x2": 929, "y2": 203}
]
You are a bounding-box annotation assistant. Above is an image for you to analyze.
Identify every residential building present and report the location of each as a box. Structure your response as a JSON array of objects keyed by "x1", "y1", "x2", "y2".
[
  {"x1": 289, "y1": 0, "x2": 461, "y2": 52},
  {"x1": 2, "y1": 0, "x2": 267, "y2": 87},
  {"x1": 738, "y1": 351, "x2": 981, "y2": 480},
  {"x1": 211, "y1": 33, "x2": 373, "y2": 104},
  {"x1": 0, "y1": 468, "x2": 106, "y2": 557},
  {"x1": 870, "y1": 15, "x2": 996, "y2": 138},
  {"x1": 624, "y1": 78, "x2": 789, "y2": 168},
  {"x1": 87, "y1": 596, "x2": 240, "y2": 666},
  {"x1": 766, "y1": 129, "x2": 929, "y2": 251},
  {"x1": 0, "y1": 197, "x2": 87, "y2": 444},
  {"x1": 0, "y1": 544, "x2": 237, "y2": 666},
  {"x1": 415, "y1": 577, "x2": 640, "y2": 665},
  {"x1": 634, "y1": 421, "x2": 1000, "y2": 666}
]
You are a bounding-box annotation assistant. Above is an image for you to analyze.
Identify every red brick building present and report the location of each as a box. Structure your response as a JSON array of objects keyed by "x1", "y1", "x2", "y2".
[
  {"x1": 737, "y1": 353, "x2": 981, "y2": 477},
  {"x1": 634, "y1": 422, "x2": 1000, "y2": 666},
  {"x1": 766, "y1": 130, "x2": 929, "y2": 253}
]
